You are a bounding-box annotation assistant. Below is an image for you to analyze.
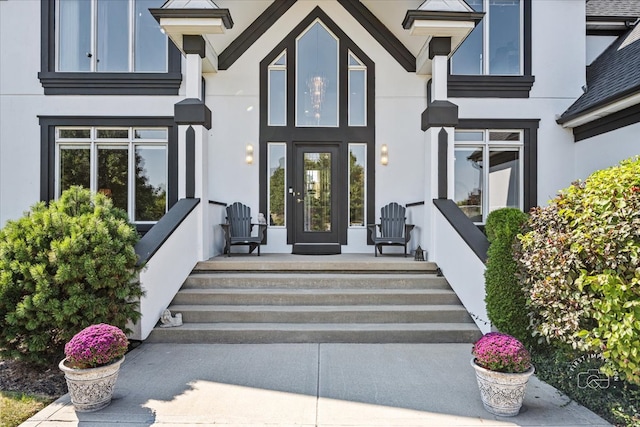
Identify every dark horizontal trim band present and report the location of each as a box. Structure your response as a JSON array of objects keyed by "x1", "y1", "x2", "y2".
[
  {"x1": 402, "y1": 10, "x2": 484, "y2": 29},
  {"x1": 572, "y1": 103, "x2": 640, "y2": 142},
  {"x1": 406, "y1": 201, "x2": 425, "y2": 207},
  {"x1": 38, "y1": 72, "x2": 182, "y2": 95},
  {"x1": 135, "y1": 198, "x2": 200, "y2": 265},
  {"x1": 448, "y1": 75, "x2": 535, "y2": 98},
  {"x1": 150, "y1": 8, "x2": 233, "y2": 29},
  {"x1": 208, "y1": 200, "x2": 227, "y2": 207},
  {"x1": 433, "y1": 199, "x2": 489, "y2": 263}
]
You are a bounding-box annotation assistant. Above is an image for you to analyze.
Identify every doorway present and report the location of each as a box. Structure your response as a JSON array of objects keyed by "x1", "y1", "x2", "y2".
[{"x1": 291, "y1": 143, "x2": 343, "y2": 254}]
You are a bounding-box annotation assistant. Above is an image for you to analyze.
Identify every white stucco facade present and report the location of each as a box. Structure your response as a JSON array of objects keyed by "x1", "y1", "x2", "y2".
[{"x1": 1, "y1": 1, "x2": 639, "y2": 336}]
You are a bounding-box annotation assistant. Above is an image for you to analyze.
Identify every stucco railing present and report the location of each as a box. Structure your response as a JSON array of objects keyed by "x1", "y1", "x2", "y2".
[
  {"x1": 132, "y1": 198, "x2": 200, "y2": 340},
  {"x1": 433, "y1": 199, "x2": 491, "y2": 333}
]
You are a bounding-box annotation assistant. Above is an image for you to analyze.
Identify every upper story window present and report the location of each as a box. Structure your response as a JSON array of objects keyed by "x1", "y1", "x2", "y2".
[
  {"x1": 40, "y1": 0, "x2": 181, "y2": 95},
  {"x1": 57, "y1": 0, "x2": 167, "y2": 72},
  {"x1": 452, "y1": 0, "x2": 522, "y2": 75},
  {"x1": 296, "y1": 20, "x2": 339, "y2": 127}
]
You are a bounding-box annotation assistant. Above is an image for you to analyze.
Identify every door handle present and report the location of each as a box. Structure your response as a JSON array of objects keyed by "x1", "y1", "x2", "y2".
[{"x1": 296, "y1": 198, "x2": 304, "y2": 203}]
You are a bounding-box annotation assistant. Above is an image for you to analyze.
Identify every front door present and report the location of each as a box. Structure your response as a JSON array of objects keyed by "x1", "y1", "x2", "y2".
[{"x1": 292, "y1": 143, "x2": 341, "y2": 247}]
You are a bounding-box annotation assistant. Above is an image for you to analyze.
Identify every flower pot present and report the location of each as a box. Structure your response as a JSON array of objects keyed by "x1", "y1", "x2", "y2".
[
  {"x1": 471, "y1": 358, "x2": 534, "y2": 417},
  {"x1": 59, "y1": 356, "x2": 125, "y2": 412}
]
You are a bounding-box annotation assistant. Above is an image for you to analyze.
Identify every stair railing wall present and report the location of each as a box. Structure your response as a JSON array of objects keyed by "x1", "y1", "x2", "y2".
[
  {"x1": 432, "y1": 199, "x2": 491, "y2": 333},
  {"x1": 209, "y1": 200, "x2": 228, "y2": 257},
  {"x1": 132, "y1": 198, "x2": 201, "y2": 340}
]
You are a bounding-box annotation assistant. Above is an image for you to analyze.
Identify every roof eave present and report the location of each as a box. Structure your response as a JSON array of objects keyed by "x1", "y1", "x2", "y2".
[{"x1": 557, "y1": 89, "x2": 640, "y2": 127}]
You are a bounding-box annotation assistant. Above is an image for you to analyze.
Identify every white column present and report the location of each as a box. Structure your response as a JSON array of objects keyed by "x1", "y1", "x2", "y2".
[
  {"x1": 423, "y1": 127, "x2": 439, "y2": 261},
  {"x1": 432, "y1": 55, "x2": 449, "y2": 101},
  {"x1": 185, "y1": 53, "x2": 202, "y2": 100}
]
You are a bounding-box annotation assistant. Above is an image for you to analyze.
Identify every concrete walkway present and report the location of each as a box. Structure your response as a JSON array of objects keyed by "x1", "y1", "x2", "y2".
[{"x1": 23, "y1": 343, "x2": 611, "y2": 427}]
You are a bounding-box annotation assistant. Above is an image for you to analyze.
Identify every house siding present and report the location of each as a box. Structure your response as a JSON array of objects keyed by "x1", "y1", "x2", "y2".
[{"x1": 1, "y1": 0, "x2": 637, "y2": 248}]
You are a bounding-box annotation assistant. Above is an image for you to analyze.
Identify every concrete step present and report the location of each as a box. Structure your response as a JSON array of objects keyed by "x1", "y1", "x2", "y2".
[
  {"x1": 194, "y1": 257, "x2": 437, "y2": 273},
  {"x1": 171, "y1": 288, "x2": 461, "y2": 306},
  {"x1": 167, "y1": 304, "x2": 474, "y2": 324},
  {"x1": 182, "y1": 273, "x2": 449, "y2": 289},
  {"x1": 146, "y1": 322, "x2": 483, "y2": 344}
]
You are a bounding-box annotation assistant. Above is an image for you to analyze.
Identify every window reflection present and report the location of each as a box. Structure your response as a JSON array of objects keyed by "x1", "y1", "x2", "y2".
[
  {"x1": 349, "y1": 144, "x2": 366, "y2": 226},
  {"x1": 97, "y1": 146, "x2": 129, "y2": 211},
  {"x1": 135, "y1": 146, "x2": 167, "y2": 221},
  {"x1": 296, "y1": 21, "x2": 338, "y2": 127},
  {"x1": 454, "y1": 146, "x2": 483, "y2": 222},
  {"x1": 268, "y1": 144, "x2": 286, "y2": 226}
]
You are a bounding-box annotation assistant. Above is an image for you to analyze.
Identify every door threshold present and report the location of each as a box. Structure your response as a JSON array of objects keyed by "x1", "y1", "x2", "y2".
[{"x1": 292, "y1": 243, "x2": 342, "y2": 255}]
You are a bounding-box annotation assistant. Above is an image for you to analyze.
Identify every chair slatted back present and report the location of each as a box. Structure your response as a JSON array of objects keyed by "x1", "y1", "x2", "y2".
[
  {"x1": 380, "y1": 203, "x2": 406, "y2": 238},
  {"x1": 227, "y1": 202, "x2": 252, "y2": 238}
]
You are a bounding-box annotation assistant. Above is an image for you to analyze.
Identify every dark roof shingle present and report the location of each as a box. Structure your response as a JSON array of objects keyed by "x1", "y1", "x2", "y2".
[
  {"x1": 558, "y1": 24, "x2": 640, "y2": 122},
  {"x1": 586, "y1": 0, "x2": 640, "y2": 19}
]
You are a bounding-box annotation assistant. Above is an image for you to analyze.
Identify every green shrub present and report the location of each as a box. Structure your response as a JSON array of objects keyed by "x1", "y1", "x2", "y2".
[
  {"x1": 484, "y1": 208, "x2": 531, "y2": 346},
  {"x1": 517, "y1": 157, "x2": 640, "y2": 384},
  {"x1": 0, "y1": 187, "x2": 144, "y2": 366}
]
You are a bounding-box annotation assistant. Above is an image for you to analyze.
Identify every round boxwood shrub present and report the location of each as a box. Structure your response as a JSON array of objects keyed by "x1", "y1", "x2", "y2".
[
  {"x1": 0, "y1": 187, "x2": 144, "y2": 366},
  {"x1": 484, "y1": 208, "x2": 531, "y2": 346},
  {"x1": 516, "y1": 157, "x2": 640, "y2": 384}
]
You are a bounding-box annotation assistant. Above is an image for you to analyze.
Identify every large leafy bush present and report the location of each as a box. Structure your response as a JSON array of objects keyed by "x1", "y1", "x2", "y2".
[
  {"x1": 484, "y1": 208, "x2": 532, "y2": 346},
  {"x1": 0, "y1": 187, "x2": 144, "y2": 366},
  {"x1": 517, "y1": 157, "x2": 640, "y2": 384}
]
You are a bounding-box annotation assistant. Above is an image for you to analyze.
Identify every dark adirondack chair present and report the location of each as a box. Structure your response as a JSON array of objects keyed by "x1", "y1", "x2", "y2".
[
  {"x1": 221, "y1": 202, "x2": 266, "y2": 257},
  {"x1": 368, "y1": 202, "x2": 414, "y2": 257}
]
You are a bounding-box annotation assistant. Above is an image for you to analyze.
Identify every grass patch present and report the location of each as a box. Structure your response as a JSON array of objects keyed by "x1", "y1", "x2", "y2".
[
  {"x1": 532, "y1": 347, "x2": 640, "y2": 427},
  {"x1": 0, "y1": 391, "x2": 52, "y2": 427}
]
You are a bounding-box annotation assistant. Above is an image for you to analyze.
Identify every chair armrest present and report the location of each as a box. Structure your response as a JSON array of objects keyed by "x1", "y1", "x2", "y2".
[{"x1": 367, "y1": 224, "x2": 380, "y2": 239}]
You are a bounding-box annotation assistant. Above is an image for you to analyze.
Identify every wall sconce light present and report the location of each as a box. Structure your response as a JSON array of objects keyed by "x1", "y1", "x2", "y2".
[
  {"x1": 245, "y1": 144, "x2": 254, "y2": 165},
  {"x1": 380, "y1": 144, "x2": 389, "y2": 166}
]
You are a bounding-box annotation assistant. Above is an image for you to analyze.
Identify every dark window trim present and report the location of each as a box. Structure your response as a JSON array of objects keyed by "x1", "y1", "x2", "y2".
[
  {"x1": 39, "y1": 116, "x2": 179, "y2": 233},
  {"x1": 258, "y1": 7, "x2": 376, "y2": 246},
  {"x1": 448, "y1": 0, "x2": 533, "y2": 98},
  {"x1": 39, "y1": 0, "x2": 182, "y2": 96},
  {"x1": 457, "y1": 118, "x2": 539, "y2": 212},
  {"x1": 571, "y1": 103, "x2": 640, "y2": 142}
]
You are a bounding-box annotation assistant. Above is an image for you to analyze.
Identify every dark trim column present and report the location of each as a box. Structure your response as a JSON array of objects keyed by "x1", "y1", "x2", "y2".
[{"x1": 438, "y1": 128, "x2": 448, "y2": 199}]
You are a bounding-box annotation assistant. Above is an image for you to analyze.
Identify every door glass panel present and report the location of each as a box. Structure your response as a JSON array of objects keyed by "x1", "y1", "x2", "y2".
[
  {"x1": 304, "y1": 152, "x2": 331, "y2": 232},
  {"x1": 454, "y1": 146, "x2": 483, "y2": 222},
  {"x1": 97, "y1": 146, "x2": 129, "y2": 211}
]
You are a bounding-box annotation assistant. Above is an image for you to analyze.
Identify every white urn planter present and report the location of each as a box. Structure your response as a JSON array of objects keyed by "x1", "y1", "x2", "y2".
[
  {"x1": 59, "y1": 356, "x2": 125, "y2": 412},
  {"x1": 471, "y1": 359, "x2": 535, "y2": 417}
]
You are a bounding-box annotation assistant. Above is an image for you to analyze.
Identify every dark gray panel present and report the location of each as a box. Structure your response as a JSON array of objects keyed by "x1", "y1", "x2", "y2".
[
  {"x1": 422, "y1": 100, "x2": 459, "y2": 130},
  {"x1": 174, "y1": 99, "x2": 212, "y2": 130}
]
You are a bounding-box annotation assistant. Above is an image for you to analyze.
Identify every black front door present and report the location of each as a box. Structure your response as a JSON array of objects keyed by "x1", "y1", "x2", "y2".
[{"x1": 292, "y1": 143, "x2": 341, "y2": 246}]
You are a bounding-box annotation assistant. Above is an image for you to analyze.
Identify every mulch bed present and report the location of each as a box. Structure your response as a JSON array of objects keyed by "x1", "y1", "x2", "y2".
[{"x1": 0, "y1": 359, "x2": 67, "y2": 398}]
